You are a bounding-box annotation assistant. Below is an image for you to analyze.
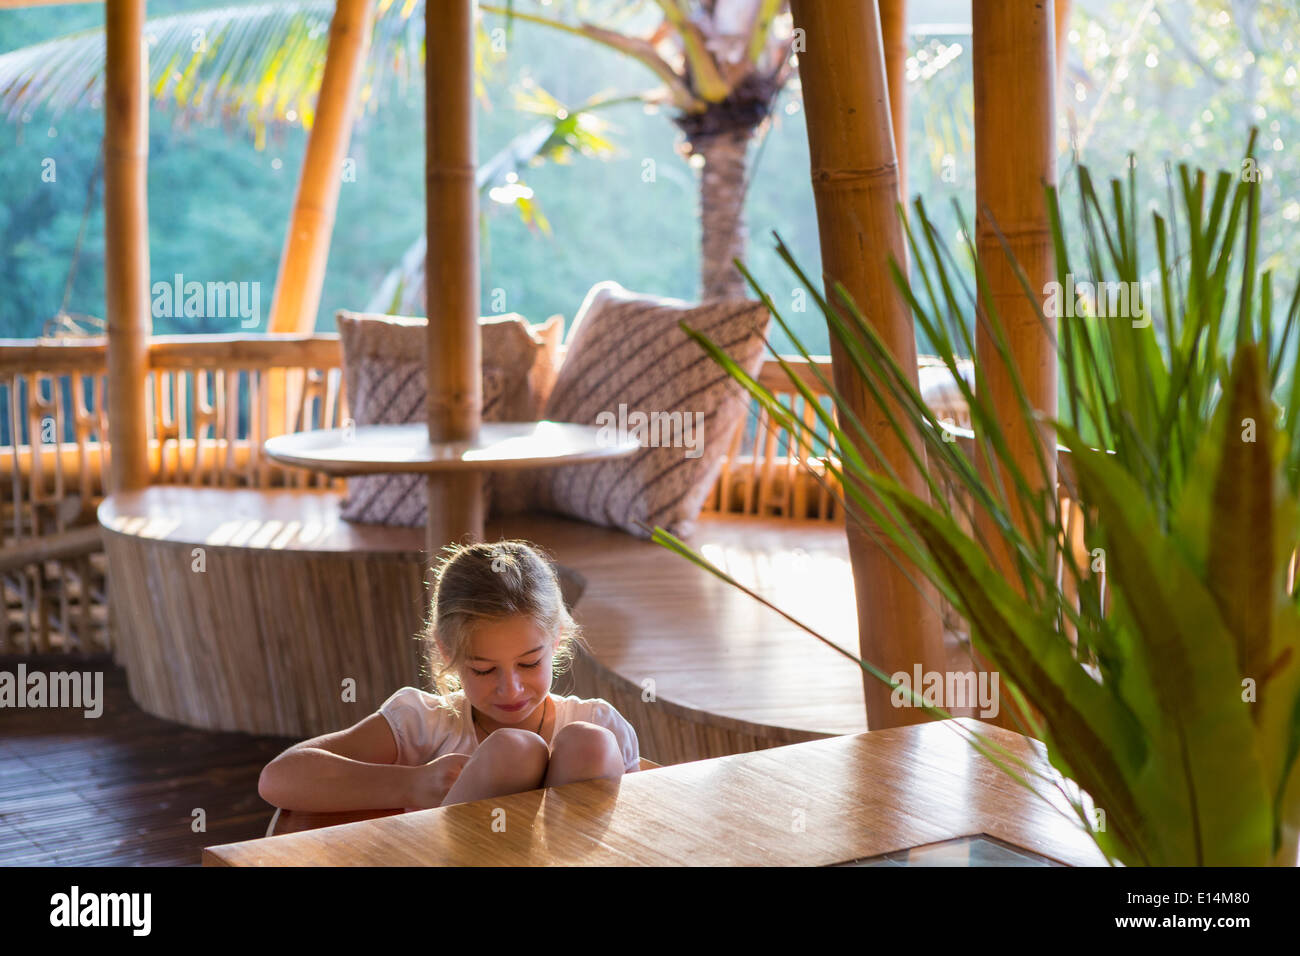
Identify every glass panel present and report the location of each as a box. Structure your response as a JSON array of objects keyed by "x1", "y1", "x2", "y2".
[{"x1": 831, "y1": 834, "x2": 1067, "y2": 867}]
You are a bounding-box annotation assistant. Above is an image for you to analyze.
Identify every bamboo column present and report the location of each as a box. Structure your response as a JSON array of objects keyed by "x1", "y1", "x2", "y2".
[
  {"x1": 266, "y1": 0, "x2": 375, "y2": 435},
  {"x1": 879, "y1": 0, "x2": 908, "y2": 202},
  {"x1": 972, "y1": 1, "x2": 1058, "y2": 732},
  {"x1": 424, "y1": 0, "x2": 483, "y2": 556},
  {"x1": 789, "y1": 0, "x2": 947, "y2": 731},
  {"x1": 104, "y1": 0, "x2": 150, "y2": 493},
  {"x1": 1056, "y1": 0, "x2": 1072, "y2": 93}
]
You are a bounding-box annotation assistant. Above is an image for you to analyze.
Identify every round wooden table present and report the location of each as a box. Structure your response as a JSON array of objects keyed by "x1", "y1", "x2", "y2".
[
  {"x1": 263, "y1": 421, "x2": 640, "y2": 550},
  {"x1": 262, "y1": 421, "x2": 640, "y2": 474}
]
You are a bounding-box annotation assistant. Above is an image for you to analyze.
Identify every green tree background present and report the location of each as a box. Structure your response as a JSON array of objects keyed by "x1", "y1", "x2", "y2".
[{"x1": 2, "y1": 0, "x2": 1296, "y2": 356}]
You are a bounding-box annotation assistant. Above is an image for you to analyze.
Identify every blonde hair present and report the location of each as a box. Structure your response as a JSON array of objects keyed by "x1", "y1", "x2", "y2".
[{"x1": 420, "y1": 540, "x2": 584, "y2": 716}]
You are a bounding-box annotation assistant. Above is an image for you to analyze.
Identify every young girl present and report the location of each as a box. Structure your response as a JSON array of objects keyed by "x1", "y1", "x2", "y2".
[{"x1": 258, "y1": 540, "x2": 640, "y2": 814}]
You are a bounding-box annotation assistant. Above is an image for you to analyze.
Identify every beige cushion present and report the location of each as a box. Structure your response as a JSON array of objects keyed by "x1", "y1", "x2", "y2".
[
  {"x1": 918, "y1": 355, "x2": 974, "y2": 428},
  {"x1": 530, "y1": 281, "x2": 770, "y2": 538},
  {"x1": 336, "y1": 310, "x2": 560, "y2": 526}
]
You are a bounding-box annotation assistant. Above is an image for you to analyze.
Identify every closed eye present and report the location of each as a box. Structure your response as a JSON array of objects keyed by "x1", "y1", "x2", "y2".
[{"x1": 470, "y1": 659, "x2": 542, "y2": 677}]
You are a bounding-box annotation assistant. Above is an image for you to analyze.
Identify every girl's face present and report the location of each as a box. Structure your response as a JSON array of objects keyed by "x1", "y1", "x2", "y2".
[{"x1": 457, "y1": 613, "x2": 556, "y2": 729}]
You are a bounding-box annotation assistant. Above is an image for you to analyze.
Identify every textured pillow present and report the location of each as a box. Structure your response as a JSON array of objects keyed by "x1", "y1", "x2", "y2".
[
  {"x1": 531, "y1": 281, "x2": 770, "y2": 538},
  {"x1": 918, "y1": 355, "x2": 974, "y2": 429},
  {"x1": 336, "y1": 311, "x2": 560, "y2": 526}
]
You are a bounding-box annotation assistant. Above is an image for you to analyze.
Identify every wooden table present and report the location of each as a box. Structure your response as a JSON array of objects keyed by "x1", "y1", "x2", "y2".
[
  {"x1": 262, "y1": 421, "x2": 640, "y2": 474},
  {"x1": 202, "y1": 718, "x2": 1109, "y2": 866},
  {"x1": 263, "y1": 421, "x2": 640, "y2": 547}
]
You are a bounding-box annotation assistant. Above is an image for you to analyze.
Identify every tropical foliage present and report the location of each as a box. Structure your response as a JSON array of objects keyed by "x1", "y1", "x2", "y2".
[
  {"x1": 0, "y1": 0, "x2": 428, "y2": 147},
  {"x1": 366, "y1": 86, "x2": 621, "y2": 315},
  {"x1": 480, "y1": 0, "x2": 797, "y2": 299},
  {"x1": 5, "y1": 1, "x2": 1298, "y2": 349},
  {"x1": 659, "y1": 134, "x2": 1300, "y2": 865},
  {"x1": 0, "y1": 0, "x2": 622, "y2": 334},
  {"x1": 0, "y1": 0, "x2": 795, "y2": 320}
]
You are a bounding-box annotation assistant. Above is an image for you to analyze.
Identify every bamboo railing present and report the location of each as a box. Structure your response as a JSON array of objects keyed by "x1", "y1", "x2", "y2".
[
  {"x1": 1, "y1": 335, "x2": 347, "y2": 654},
  {"x1": 703, "y1": 358, "x2": 842, "y2": 521},
  {"x1": 0, "y1": 335, "x2": 844, "y2": 655}
]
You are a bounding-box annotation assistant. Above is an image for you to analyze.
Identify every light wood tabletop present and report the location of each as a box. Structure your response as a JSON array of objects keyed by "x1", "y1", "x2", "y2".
[
  {"x1": 203, "y1": 718, "x2": 1109, "y2": 867},
  {"x1": 262, "y1": 421, "x2": 641, "y2": 475}
]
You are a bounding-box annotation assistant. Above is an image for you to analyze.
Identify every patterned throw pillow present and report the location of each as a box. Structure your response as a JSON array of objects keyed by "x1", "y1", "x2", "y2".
[
  {"x1": 336, "y1": 311, "x2": 560, "y2": 526},
  {"x1": 531, "y1": 281, "x2": 770, "y2": 538},
  {"x1": 918, "y1": 355, "x2": 974, "y2": 429}
]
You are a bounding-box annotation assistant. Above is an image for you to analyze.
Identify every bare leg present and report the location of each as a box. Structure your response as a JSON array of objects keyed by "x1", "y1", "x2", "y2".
[
  {"x1": 440, "y1": 728, "x2": 550, "y2": 807},
  {"x1": 543, "y1": 721, "x2": 625, "y2": 788}
]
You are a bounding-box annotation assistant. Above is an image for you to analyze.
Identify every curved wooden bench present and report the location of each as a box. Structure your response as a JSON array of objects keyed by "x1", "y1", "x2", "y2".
[
  {"x1": 99, "y1": 487, "x2": 431, "y2": 737},
  {"x1": 100, "y1": 486, "x2": 968, "y2": 758},
  {"x1": 492, "y1": 513, "x2": 974, "y2": 764},
  {"x1": 488, "y1": 512, "x2": 926, "y2": 765},
  {"x1": 95, "y1": 486, "x2": 575, "y2": 738}
]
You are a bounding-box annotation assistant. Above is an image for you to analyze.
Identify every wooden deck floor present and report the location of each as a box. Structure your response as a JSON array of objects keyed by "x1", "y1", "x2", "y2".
[{"x1": 0, "y1": 654, "x2": 289, "y2": 866}]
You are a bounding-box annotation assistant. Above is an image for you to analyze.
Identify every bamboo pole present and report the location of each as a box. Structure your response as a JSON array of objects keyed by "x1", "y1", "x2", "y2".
[
  {"x1": 972, "y1": 0, "x2": 1058, "y2": 733},
  {"x1": 1056, "y1": 0, "x2": 1072, "y2": 94},
  {"x1": 104, "y1": 0, "x2": 150, "y2": 493},
  {"x1": 424, "y1": 0, "x2": 483, "y2": 555},
  {"x1": 266, "y1": 0, "x2": 375, "y2": 436},
  {"x1": 879, "y1": 0, "x2": 908, "y2": 202},
  {"x1": 788, "y1": 0, "x2": 947, "y2": 731}
]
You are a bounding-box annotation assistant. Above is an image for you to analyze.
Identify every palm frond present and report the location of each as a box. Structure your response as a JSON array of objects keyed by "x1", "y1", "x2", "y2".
[
  {"x1": 479, "y1": 1, "x2": 704, "y2": 111},
  {"x1": 0, "y1": 1, "x2": 429, "y2": 143}
]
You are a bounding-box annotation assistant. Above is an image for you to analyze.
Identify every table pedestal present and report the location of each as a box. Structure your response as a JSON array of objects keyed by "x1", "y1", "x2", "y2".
[{"x1": 426, "y1": 471, "x2": 485, "y2": 554}]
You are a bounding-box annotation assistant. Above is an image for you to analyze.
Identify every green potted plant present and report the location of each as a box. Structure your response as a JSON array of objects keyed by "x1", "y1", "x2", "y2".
[{"x1": 655, "y1": 135, "x2": 1300, "y2": 866}]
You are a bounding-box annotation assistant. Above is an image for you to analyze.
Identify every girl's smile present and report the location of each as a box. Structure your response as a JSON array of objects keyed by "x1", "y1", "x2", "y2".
[{"x1": 458, "y1": 613, "x2": 557, "y2": 735}]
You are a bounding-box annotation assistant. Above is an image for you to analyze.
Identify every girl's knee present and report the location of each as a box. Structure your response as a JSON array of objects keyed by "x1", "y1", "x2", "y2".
[
  {"x1": 552, "y1": 721, "x2": 620, "y2": 764},
  {"x1": 483, "y1": 726, "x2": 548, "y2": 752},
  {"x1": 481, "y1": 727, "x2": 549, "y2": 770}
]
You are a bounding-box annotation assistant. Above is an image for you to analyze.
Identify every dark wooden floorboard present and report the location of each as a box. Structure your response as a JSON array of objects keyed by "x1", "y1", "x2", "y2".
[{"x1": 0, "y1": 654, "x2": 294, "y2": 866}]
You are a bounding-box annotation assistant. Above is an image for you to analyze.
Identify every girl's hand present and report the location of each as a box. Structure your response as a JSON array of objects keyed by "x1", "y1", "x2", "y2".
[{"x1": 409, "y1": 752, "x2": 472, "y2": 809}]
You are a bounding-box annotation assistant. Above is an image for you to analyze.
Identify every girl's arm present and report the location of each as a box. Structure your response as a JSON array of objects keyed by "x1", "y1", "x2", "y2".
[{"x1": 258, "y1": 712, "x2": 428, "y2": 812}]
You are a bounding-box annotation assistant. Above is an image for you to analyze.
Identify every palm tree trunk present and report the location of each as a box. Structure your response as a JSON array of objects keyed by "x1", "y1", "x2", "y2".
[{"x1": 695, "y1": 129, "x2": 752, "y2": 301}]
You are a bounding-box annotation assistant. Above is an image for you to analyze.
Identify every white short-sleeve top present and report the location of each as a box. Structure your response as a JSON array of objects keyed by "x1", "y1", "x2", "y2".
[{"x1": 378, "y1": 686, "x2": 640, "y2": 774}]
